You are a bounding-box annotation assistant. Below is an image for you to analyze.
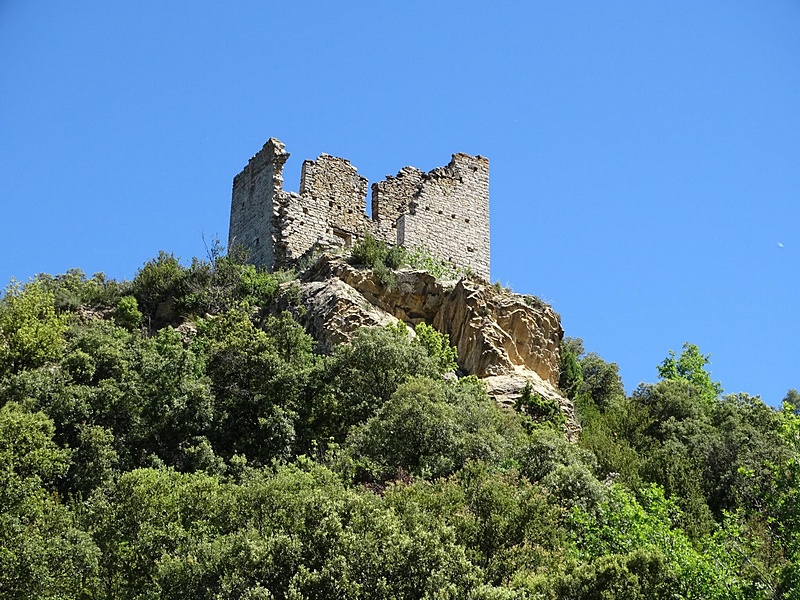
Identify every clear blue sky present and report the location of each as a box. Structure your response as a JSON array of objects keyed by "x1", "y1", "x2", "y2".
[{"x1": 1, "y1": 1, "x2": 798, "y2": 405}]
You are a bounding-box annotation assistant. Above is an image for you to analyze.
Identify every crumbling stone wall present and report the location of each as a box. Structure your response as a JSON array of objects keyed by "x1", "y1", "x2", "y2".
[
  {"x1": 397, "y1": 154, "x2": 490, "y2": 280},
  {"x1": 371, "y1": 166, "x2": 423, "y2": 241},
  {"x1": 228, "y1": 138, "x2": 289, "y2": 267},
  {"x1": 228, "y1": 138, "x2": 491, "y2": 280}
]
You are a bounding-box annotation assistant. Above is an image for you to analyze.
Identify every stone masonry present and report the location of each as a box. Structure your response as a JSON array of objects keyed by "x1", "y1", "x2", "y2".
[{"x1": 228, "y1": 138, "x2": 490, "y2": 280}]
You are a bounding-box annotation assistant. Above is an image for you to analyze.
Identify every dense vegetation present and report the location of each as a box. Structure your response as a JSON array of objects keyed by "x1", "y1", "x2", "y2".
[{"x1": 1, "y1": 246, "x2": 799, "y2": 599}]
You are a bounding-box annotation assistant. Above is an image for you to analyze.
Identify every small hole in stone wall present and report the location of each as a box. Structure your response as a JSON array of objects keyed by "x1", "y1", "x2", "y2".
[
  {"x1": 437, "y1": 210, "x2": 443, "y2": 215},
  {"x1": 303, "y1": 208, "x2": 308, "y2": 215},
  {"x1": 255, "y1": 238, "x2": 260, "y2": 246},
  {"x1": 451, "y1": 214, "x2": 456, "y2": 219},
  {"x1": 465, "y1": 218, "x2": 470, "y2": 224},
  {"x1": 329, "y1": 201, "x2": 335, "y2": 208}
]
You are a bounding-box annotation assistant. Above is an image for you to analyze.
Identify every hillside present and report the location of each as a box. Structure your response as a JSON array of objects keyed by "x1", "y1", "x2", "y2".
[{"x1": 1, "y1": 242, "x2": 799, "y2": 599}]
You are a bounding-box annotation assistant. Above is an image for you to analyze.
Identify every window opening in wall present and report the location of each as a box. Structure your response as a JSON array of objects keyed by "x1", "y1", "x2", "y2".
[{"x1": 332, "y1": 228, "x2": 353, "y2": 247}]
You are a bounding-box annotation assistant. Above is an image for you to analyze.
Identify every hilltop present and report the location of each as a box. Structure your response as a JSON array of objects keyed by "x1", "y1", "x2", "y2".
[{"x1": 1, "y1": 244, "x2": 799, "y2": 598}]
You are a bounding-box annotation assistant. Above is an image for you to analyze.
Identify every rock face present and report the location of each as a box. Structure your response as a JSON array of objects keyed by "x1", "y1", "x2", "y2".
[
  {"x1": 286, "y1": 277, "x2": 400, "y2": 353},
  {"x1": 280, "y1": 255, "x2": 577, "y2": 438},
  {"x1": 432, "y1": 279, "x2": 560, "y2": 382}
]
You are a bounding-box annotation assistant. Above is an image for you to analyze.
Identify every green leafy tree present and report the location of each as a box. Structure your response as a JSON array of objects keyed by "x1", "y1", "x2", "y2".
[
  {"x1": 657, "y1": 342, "x2": 723, "y2": 403},
  {"x1": 36, "y1": 268, "x2": 128, "y2": 312},
  {"x1": 0, "y1": 402, "x2": 99, "y2": 598},
  {"x1": 348, "y1": 376, "x2": 523, "y2": 479},
  {"x1": 579, "y1": 352, "x2": 625, "y2": 410},
  {"x1": 564, "y1": 484, "x2": 748, "y2": 599},
  {"x1": 126, "y1": 325, "x2": 215, "y2": 467},
  {"x1": 195, "y1": 307, "x2": 313, "y2": 464},
  {"x1": 0, "y1": 281, "x2": 68, "y2": 378},
  {"x1": 761, "y1": 391, "x2": 800, "y2": 593},
  {"x1": 412, "y1": 322, "x2": 458, "y2": 374},
  {"x1": 130, "y1": 251, "x2": 187, "y2": 321},
  {"x1": 303, "y1": 324, "x2": 440, "y2": 447},
  {"x1": 113, "y1": 295, "x2": 142, "y2": 330},
  {"x1": 559, "y1": 338, "x2": 584, "y2": 400}
]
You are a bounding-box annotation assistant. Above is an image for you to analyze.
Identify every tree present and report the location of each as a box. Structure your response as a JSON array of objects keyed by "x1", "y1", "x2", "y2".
[
  {"x1": 348, "y1": 376, "x2": 523, "y2": 479},
  {"x1": 563, "y1": 484, "x2": 748, "y2": 599},
  {"x1": 412, "y1": 322, "x2": 458, "y2": 374},
  {"x1": 657, "y1": 343, "x2": 722, "y2": 403},
  {"x1": 0, "y1": 403, "x2": 99, "y2": 598},
  {"x1": 130, "y1": 251, "x2": 186, "y2": 320},
  {"x1": 559, "y1": 339, "x2": 584, "y2": 400},
  {"x1": 580, "y1": 353, "x2": 625, "y2": 409},
  {"x1": 0, "y1": 281, "x2": 68, "y2": 378},
  {"x1": 302, "y1": 324, "x2": 440, "y2": 447},
  {"x1": 195, "y1": 307, "x2": 313, "y2": 464}
]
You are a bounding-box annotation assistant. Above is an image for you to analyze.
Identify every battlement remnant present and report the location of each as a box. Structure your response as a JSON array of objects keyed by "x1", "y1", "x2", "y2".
[{"x1": 228, "y1": 138, "x2": 490, "y2": 280}]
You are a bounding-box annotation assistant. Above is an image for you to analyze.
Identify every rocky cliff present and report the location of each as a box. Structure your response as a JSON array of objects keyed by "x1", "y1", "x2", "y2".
[{"x1": 277, "y1": 256, "x2": 578, "y2": 439}]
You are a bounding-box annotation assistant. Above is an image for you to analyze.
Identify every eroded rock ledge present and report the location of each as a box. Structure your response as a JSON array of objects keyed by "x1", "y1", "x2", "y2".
[{"x1": 279, "y1": 255, "x2": 578, "y2": 439}]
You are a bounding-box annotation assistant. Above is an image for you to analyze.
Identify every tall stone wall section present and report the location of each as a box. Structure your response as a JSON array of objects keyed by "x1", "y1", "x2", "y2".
[
  {"x1": 229, "y1": 138, "x2": 490, "y2": 280},
  {"x1": 397, "y1": 154, "x2": 490, "y2": 280},
  {"x1": 228, "y1": 138, "x2": 289, "y2": 268}
]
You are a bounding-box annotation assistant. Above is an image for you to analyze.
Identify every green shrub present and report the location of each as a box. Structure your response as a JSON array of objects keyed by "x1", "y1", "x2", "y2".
[
  {"x1": 413, "y1": 322, "x2": 458, "y2": 373},
  {"x1": 402, "y1": 245, "x2": 466, "y2": 279},
  {"x1": 0, "y1": 281, "x2": 68, "y2": 377},
  {"x1": 385, "y1": 244, "x2": 407, "y2": 269},
  {"x1": 515, "y1": 383, "x2": 566, "y2": 430},
  {"x1": 36, "y1": 269, "x2": 128, "y2": 311},
  {"x1": 131, "y1": 251, "x2": 187, "y2": 317},
  {"x1": 347, "y1": 376, "x2": 523, "y2": 478},
  {"x1": 372, "y1": 261, "x2": 397, "y2": 290},
  {"x1": 349, "y1": 234, "x2": 389, "y2": 268},
  {"x1": 114, "y1": 296, "x2": 142, "y2": 330}
]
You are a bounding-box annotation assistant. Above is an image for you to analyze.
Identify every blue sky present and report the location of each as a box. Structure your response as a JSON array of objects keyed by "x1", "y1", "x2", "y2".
[{"x1": 1, "y1": 1, "x2": 798, "y2": 405}]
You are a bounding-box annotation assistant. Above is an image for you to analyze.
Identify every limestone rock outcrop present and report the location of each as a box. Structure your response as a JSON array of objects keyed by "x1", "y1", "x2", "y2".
[
  {"x1": 279, "y1": 255, "x2": 576, "y2": 437},
  {"x1": 283, "y1": 276, "x2": 400, "y2": 353}
]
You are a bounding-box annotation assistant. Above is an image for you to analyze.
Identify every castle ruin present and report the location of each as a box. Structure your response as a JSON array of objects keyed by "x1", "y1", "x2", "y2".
[{"x1": 228, "y1": 138, "x2": 490, "y2": 280}]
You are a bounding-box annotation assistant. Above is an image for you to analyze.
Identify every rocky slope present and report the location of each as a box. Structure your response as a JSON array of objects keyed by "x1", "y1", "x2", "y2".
[{"x1": 277, "y1": 255, "x2": 578, "y2": 439}]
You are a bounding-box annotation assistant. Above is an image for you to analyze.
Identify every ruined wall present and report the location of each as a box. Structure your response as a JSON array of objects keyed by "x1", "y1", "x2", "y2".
[
  {"x1": 229, "y1": 138, "x2": 490, "y2": 279},
  {"x1": 275, "y1": 155, "x2": 377, "y2": 264},
  {"x1": 228, "y1": 139, "x2": 289, "y2": 270},
  {"x1": 371, "y1": 166, "x2": 424, "y2": 242},
  {"x1": 397, "y1": 154, "x2": 490, "y2": 280}
]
